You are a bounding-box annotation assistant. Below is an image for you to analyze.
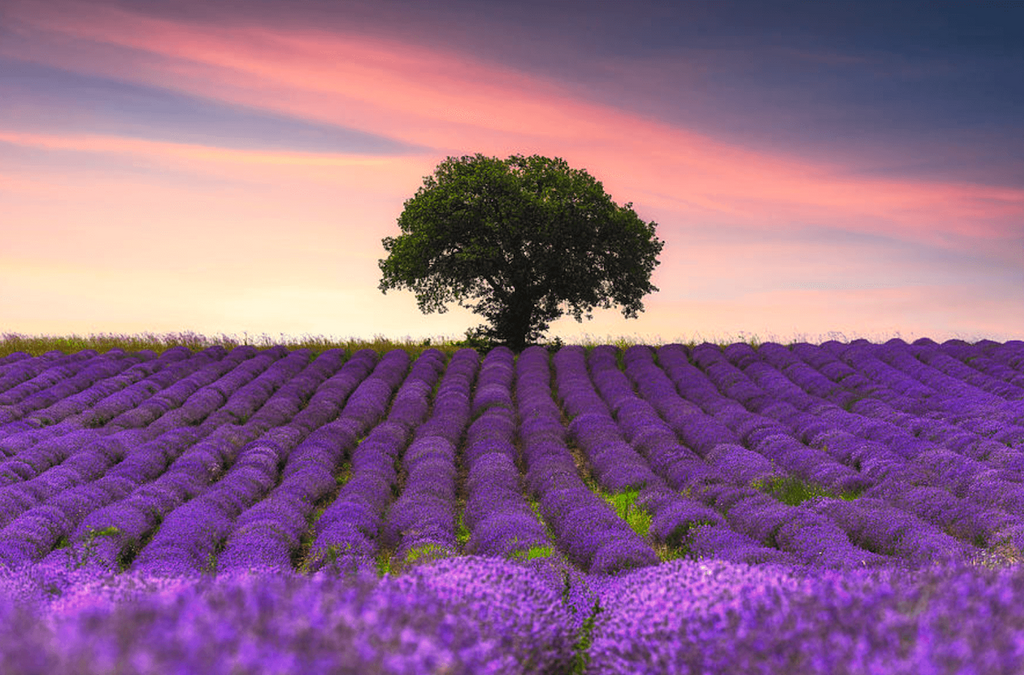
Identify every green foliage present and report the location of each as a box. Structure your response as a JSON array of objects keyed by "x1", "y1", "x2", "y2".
[
  {"x1": 4, "y1": 331, "x2": 998, "y2": 360},
  {"x1": 0, "y1": 331, "x2": 469, "y2": 359},
  {"x1": 545, "y1": 336, "x2": 565, "y2": 353},
  {"x1": 453, "y1": 326, "x2": 497, "y2": 352},
  {"x1": 378, "y1": 153, "x2": 664, "y2": 351},
  {"x1": 404, "y1": 544, "x2": 451, "y2": 570},
  {"x1": 336, "y1": 462, "x2": 352, "y2": 486},
  {"x1": 295, "y1": 487, "x2": 343, "y2": 573},
  {"x1": 375, "y1": 543, "x2": 455, "y2": 578},
  {"x1": 64, "y1": 526, "x2": 122, "y2": 571},
  {"x1": 523, "y1": 545, "x2": 555, "y2": 561},
  {"x1": 3, "y1": 331, "x2": 931, "y2": 361},
  {"x1": 751, "y1": 474, "x2": 859, "y2": 505},
  {"x1": 376, "y1": 551, "x2": 392, "y2": 578},
  {"x1": 509, "y1": 541, "x2": 555, "y2": 562},
  {"x1": 456, "y1": 514, "x2": 471, "y2": 547},
  {"x1": 572, "y1": 600, "x2": 603, "y2": 674},
  {"x1": 299, "y1": 543, "x2": 350, "y2": 574},
  {"x1": 116, "y1": 541, "x2": 140, "y2": 573},
  {"x1": 603, "y1": 489, "x2": 652, "y2": 538},
  {"x1": 658, "y1": 546, "x2": 691, "y2": 563}
]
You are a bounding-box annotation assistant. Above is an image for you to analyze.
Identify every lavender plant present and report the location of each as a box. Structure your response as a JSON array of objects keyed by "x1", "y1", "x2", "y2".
[{"x1": 0, "y1": 334, "x2": 1023, "y2": 670}]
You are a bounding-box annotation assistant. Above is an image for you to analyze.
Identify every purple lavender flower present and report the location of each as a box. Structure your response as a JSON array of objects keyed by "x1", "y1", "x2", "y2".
[
  {"x1": 704, "y1": 443, "x2": 775, "y2": 484},
  {"x1": 686, "y1": 524, "x2": 798, "y2": 566},
  {"x1": 808, "y1": 496, "x2": 973, "y2": 567},
  {"x1": 464, "y1": 511, "x2": 550, "y2": 558}
]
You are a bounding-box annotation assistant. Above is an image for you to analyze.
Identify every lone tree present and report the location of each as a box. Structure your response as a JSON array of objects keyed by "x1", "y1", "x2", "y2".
[{"x1": 378, "y1": 153, "x2": 664, "y2": 351}]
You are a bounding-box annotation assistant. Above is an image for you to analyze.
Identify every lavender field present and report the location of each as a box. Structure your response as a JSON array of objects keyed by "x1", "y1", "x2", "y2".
[{"x1": 1, "y1": 335, "x2": 1024, "y2": 673}]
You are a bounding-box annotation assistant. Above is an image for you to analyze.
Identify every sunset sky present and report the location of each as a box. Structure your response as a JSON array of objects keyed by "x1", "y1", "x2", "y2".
[{"x1": 2, "y1": 0, "x2": 1022, "y2": 346}]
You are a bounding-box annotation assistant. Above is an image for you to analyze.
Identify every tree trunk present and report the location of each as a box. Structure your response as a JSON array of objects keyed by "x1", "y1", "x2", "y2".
[{"x1": 497, "y1": 289, "x2": 536, "y2": 351}]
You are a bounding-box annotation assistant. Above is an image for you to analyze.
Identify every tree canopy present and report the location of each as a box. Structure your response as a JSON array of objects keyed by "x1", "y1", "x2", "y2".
[{"x1": 378, "y1": 153, "x2": 664, "y2": 351}]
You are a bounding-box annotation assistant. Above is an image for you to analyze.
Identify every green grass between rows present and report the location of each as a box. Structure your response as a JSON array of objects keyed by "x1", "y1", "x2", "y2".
[{"x1": 0, "y1": 329, "x2": 941, "y2": 359}]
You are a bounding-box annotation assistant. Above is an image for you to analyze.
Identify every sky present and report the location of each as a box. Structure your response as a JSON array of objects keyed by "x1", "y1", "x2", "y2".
[{"x1": 2, "y1": 0, "x2": 1022, "y2": 346}]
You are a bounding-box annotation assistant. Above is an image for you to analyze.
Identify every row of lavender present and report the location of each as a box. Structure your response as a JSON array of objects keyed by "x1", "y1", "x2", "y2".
[
  {"x1": 651, "y1": 340, "x2": 1024, "y2": 567},
  {"x1": 4, "y1": 554, "x2": 1024, "y2": 674},
  {"x1": 0, "y1": 339, "x2": 1022, "y2": 577}
]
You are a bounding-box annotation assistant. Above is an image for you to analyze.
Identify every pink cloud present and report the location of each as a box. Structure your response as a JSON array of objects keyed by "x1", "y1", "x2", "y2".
[{"x1": 6, "y1": 0, "x2": 1020, "y2": 252}]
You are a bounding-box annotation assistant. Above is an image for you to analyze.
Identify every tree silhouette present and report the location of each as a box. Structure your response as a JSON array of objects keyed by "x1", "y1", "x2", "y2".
[{"x1": 378, "y1": 153, "x2": 664, "y2": 351}]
